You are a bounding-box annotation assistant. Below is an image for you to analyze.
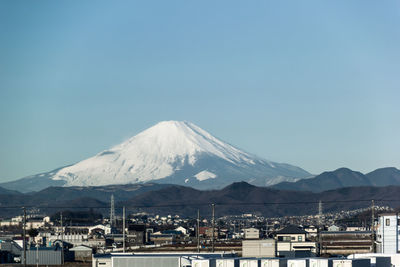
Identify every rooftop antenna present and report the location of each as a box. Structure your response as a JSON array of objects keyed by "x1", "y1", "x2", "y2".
[{"x1": 110, "y1": 194, "x2": 116, "y2": 227}]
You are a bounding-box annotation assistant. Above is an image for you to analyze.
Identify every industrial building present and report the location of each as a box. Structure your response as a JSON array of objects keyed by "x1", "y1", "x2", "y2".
[
  {"x1": 90, "y1": 252, "x2": 398, "y2": 267},
  {"x1": 92, "y1": 252, "x2": 237, "y2": 267},
  {"x1": 320, "y1": 231, "x2": 373, "y2": 255}
]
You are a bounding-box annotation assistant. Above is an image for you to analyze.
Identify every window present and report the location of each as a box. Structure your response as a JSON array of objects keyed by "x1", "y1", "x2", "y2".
[
  {"x1": 298, "y1": 236, "x2": 303, "y2": 241},
  {"x1": 386, "y1": 219, "x2": 390, "y2": 226}
]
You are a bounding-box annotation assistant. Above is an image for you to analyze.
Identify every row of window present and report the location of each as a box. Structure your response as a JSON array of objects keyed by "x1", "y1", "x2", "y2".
[{"x1": 279, "y1": 236, "x2": 303, "y2": 241}]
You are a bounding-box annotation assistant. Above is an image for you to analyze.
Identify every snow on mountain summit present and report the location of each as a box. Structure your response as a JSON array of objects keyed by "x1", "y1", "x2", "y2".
[
  {"x1": 116, "y1": 120, "x2": 258, "y2": 165},
  {"x1": 52, "y1": 121, "x2": 252, "y2": 186},
  {"x1": 50, "y1": 120, "x2": 311, "y2": 188}
]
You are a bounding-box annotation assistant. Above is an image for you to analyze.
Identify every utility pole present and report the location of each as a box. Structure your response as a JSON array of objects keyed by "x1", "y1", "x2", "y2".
[
  {"x1": 197, "y1": 209, "x2": 200, "y2": 253},
  {"x1": 123, "y1": 206, "x2": 126, "y2": 253},
  {"x1": 211, "y1": 203, "x2": 215, "y2": 253},
  {"x1": 318, "y1": 200, "x2": 323, "y2": 256},
  {"x1": 371, "y1": 200, "x2": 375, "y2": 253},
  {"x1": 23, "y1": 207, "x2": 26, "y2": 267},
  {"x1": 110, "y1": 194, "x2": 115, "y2": 228},
  {"x1": 318, "y1": 200, "x2": 323, "y2": 226},
  {"x1": 61, "y1": 213, "x2": 64, "y2": 265}
]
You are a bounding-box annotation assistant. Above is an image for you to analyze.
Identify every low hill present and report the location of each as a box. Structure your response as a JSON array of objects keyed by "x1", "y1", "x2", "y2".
[
  {"x1": 120, "y1": 182, "x2": 400, "y2": 217},
  {"x1": 271, "y1": 167, "x2": 400, "y2": 192},
  {"x1": 1, "y1": 182, "x2": 400, "y2": 218}
]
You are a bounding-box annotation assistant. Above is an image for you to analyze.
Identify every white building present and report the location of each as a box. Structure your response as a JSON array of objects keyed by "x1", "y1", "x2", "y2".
[
  {"x1": 304, "y1": 225, "x2": 318, "y2": 238},
  {"x1": 377, "y1": 213, "x2": 400, "y2": 254},
  {"x1": 88, "y1": 224, "x2": 111, "y2": 235},
  {"x1": 174, "y1": 226, "x2": 189, "y2": 235},
  {"x1": 328, "y1": 225, "x2": 340, "y2": 232},
  {"x1": 244, "y1": 228, "x2": 260, "y2": 239}
]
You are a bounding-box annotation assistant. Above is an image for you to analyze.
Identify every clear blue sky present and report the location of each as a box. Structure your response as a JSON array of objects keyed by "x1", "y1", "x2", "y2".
[{"x1": 1, "y1": 0, "x2": 399, "y2": 182}]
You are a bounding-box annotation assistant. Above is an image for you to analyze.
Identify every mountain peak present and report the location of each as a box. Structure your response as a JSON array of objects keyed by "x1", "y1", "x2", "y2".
[
  {"x1": 52, "y1": 120, "x2": 265, "y2": 187},
  {"x1": 117, "y1": 120, "x2": 256, "y2": 167},
  {"x1": 223, "y1": 181, "x2": 257, "y2": 191},
  {"x1": 2, "y1": 121, "x2": 311, "y2": 191}
]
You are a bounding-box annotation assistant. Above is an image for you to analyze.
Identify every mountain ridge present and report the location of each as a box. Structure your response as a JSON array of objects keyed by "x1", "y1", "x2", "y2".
[
  {"x1": 120, "y1": 181, "x2": 400, "y2": 217},
  {"x1": 271, "y1": 167, "x2": 400, "y2": 192},
  {"x1": 0, "y1": 182, "x2": 400, "y2": 217}
]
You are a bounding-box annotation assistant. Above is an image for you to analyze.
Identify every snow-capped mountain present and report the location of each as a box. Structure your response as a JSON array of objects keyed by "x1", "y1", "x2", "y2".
[{"x1": 1, "y1": 121, "x2": 312, "y2": 191}]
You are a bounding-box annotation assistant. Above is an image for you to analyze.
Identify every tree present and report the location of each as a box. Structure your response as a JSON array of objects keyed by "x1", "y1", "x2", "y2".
[{"x1": 28, "y1": 228, "x2": 39, "y2": 238}]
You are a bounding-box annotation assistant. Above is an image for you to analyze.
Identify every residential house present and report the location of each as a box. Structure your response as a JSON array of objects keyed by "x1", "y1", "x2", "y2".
[{"x1": 275, "y1": 225, "x2": 317, "y2": 257}]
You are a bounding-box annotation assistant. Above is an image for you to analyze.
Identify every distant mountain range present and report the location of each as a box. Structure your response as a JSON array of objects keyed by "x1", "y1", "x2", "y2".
[
  {"x1": 271, "y1": 167, "x2": 400, "y2": 192},
  {"x1": 119, "y1": 182, "x2": 400, "y2": 217},
  {"x1": 1, "y1": 181, "x2": 400, "y2": 218},
  {"x1": 0, "y1": 121, "x2": 311, "y2": 192}
]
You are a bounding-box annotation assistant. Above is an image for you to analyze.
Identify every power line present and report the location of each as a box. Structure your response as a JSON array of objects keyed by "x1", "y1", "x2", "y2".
[{"x1": 0, "y1": 198, "x2": 400, "y2": 209}]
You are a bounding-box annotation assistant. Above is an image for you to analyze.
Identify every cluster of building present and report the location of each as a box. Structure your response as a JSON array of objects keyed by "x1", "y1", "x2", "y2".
[{"x1": 1, "y1": 207, "x2": 400, "y2": 266}]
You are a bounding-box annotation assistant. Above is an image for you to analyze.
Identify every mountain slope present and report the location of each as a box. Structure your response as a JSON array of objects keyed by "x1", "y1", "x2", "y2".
[
  {"x1": 26, "y1": 183, "x2": 173, "y2": 203},
  {"x1": 0, "y1": 166, "x2": 68, "y2": 193},
  {"x1": 366, "y1": 167, "x2": 400, "y2": 186},
  {"x1": 1, "y1": 182, "x2": 400, "y2": 217},
  {"x1": 2, "y1": 121, "x2": 311, "y2": 192},
  {"x1": 120, "y1": 182, "x2": 400, "y2": 217},
  {"x1": 271, "y1": 167, "x2": 400, "y2": 192},
  {"x1": 0, "y1": 186, "x2": 21, "y2": 195},
  {"x1": 270, "y1": 168, "x2": 371, "y2": 192}
]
